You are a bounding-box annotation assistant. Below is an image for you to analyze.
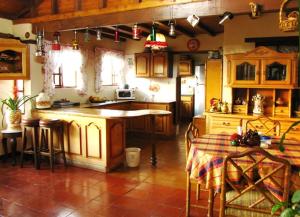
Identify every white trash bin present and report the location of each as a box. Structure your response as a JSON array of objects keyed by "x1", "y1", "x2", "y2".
[{"x1": 125, "y1": 147, "x2": 141, "y2": 167}]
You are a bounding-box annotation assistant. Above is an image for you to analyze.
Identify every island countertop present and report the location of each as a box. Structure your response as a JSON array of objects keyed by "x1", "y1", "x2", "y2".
[{"x1": 34, "y1": 107, "x2": 171, "y2": 119}]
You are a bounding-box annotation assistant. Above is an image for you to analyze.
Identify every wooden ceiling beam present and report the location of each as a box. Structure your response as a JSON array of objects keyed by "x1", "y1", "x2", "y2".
[
  {"x1": 197, "y1": 21, "x2": 216, "y2": 36},
  {"x1": 75, "y1": 0, "x2": 82, "y2": 11},
  {"x1": 139, "y1": 23, "x2": 172, "y2": 39},
  {"x1": 17, "y1": 0, "x2": 298, "y2": 33},
  {"x1": 99, "y1": 0, "x2": 107, "y2": 9},
  {"x1": 158, "y1": 21, "x2": 195, "y2": 38}
]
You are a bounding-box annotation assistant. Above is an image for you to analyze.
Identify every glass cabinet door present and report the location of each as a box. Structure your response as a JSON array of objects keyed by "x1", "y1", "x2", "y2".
[
  {"x1": 230, "y1": 60, "x2": 260, "y2": 85},
  {"x1": 261, "y1": 59, "x2": 291, "y2": 85}
]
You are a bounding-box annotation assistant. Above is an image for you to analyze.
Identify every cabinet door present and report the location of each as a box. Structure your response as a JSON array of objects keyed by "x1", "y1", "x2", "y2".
[
  {"x1": 129, "y1": 103, "x2": 148, "y2": 131},
  {"x1": 261, "y1": 59, "x2": 291, "y2": 85},
  {"x1": 151, "y1": 52, "x2": 168, "y2": 78},
  {"x1": 148, "y1": 104, "x2": 168, "y2": 134},
  {"x1": 135, "y1": 53, "x2": 150, "y2": 77},
  {"x1": 180, "y1": 95, "x2": 194, "y2": 120},
  {"x1": 207, "y1": 116, "x2": 241, "y2": 134},
  {"x1": 178, "y1": 60, "x2": 193, "y2": 76},
  {"x1": 230, "y1": 59, "x2": 260, "y2": 85}
]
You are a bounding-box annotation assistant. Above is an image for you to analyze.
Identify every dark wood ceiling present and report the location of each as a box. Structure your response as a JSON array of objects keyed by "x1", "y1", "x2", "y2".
[{"x1": 0, "y1": 1, "x2": 224, "y2": 41}]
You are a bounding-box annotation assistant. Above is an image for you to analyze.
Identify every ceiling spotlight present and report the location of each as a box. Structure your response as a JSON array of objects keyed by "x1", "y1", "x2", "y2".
[
  {"x1": 96, "y1": 29, "x2": 102, "y2": 41},
  {"x1": 187, "y1": 14, "x2": 200, "y2": 27},
  {"x1": 219, "y1": 12, "x2": 234, "y2": 25}
]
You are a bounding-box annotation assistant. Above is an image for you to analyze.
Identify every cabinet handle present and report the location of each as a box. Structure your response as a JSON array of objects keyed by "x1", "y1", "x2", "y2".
[
  {"x1": 222, "y1": 122, "x2": 230, "y2": 126},
  {"x1": 280, "y1": 110, "x2": 284, "y2": 113},
  {"x1": 255, "y1": 125, "x2": 263, "y2": 129},
  {"x1": 291, "y1": 127, "x2": 299, "y2": 131}
]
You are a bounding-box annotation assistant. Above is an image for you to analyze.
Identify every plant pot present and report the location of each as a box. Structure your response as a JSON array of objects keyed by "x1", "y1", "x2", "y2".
[{"x1": 5, "y1": 109, "x2": 22, "y2": 131}]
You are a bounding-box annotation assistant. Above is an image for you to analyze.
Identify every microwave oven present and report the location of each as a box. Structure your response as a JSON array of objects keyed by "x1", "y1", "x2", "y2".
[{"x1": 116, "y1": 89, "x2": 136, "y2": 100}]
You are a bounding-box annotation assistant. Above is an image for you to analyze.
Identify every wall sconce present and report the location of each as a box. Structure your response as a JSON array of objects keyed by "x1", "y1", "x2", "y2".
[
  {"x1": 72, "y1": 30, "x2": 79, "y2": 50},
  {"x1": 249, "y1": 2, "x2": 262, "y2": 19},
  {"x1": 96, "y1": 29, "x2": 102, "y2": 41},
  {"x1": 168, "y1": 20, "x2": 176, "y2": 37},
  {"x1": 187, "y1": 14, "x2": 200, "y2": 27},
  {"x1": 219, "y1": 12, "x2": 234, "y2": 25}
]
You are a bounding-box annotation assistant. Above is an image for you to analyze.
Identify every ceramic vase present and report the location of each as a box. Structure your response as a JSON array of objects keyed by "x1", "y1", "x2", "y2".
[{"x1": 5, "y1": 109, "x2": 22, "y2": 131}]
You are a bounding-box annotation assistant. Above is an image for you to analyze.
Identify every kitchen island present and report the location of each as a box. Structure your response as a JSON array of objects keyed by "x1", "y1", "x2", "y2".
[{"x1": 32, "y1": 101, "x2": 175, "y2": 172}]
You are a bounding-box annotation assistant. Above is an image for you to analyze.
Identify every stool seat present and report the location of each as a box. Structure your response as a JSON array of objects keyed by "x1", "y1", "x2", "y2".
[
  {"x1": 22, "y1": 118, "x2": 40, "y2": 127},
  {"x1": 39, "y1": 119, "x2": 61, "y2": 128}
]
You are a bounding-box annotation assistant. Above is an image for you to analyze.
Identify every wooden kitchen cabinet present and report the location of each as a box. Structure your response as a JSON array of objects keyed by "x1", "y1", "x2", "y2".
[
  {"x1": 178, "y1": 59, "x2": 193, "y2": 76},
  {"x1": 227, "y1": 46, "x2": 298, "y2": 88},
  {"x1": 180, "y1": 95, "x2": 194, "y2": 121},
  {"x1": 135, "y1": 53, "x2": 151, "y2": 77},
  {"x1": 135, "y1": 52, "x2": 172, "y2": 78}
]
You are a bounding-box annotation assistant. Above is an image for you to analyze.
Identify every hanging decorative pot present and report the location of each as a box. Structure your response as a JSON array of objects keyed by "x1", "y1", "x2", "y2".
[{"x1": 5, "y1": 109, "x2": 22, "y2": 131}]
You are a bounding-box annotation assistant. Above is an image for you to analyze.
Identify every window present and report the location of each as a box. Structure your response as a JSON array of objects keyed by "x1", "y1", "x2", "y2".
[
  {"x1": 14, "y1": 80, "x2": 25, "y2": 113},
  {"x1": 100, "y1": 50, "x2": 124, "y2": 86},
  {"x1": 53, "y1": 48, "x2": 82, "y2": 88}
]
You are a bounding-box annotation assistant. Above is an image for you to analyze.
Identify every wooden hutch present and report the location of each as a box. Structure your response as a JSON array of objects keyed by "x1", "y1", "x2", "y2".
[{"x1": 204, "y1": 46, "x2": 300, "y2": 140}]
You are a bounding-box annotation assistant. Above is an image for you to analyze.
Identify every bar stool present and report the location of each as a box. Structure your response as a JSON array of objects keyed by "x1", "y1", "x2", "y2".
[
  {"x1": 20, "y1": 118, "x2": 40, "y2": 169},
  {"x1": 39, "y1": 119, "x2": 67, "y2": 172}
]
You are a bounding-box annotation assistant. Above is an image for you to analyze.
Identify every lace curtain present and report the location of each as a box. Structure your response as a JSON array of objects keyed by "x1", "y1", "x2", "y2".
[
  {"x1": 94, "y1": 47, "x2": 124, "y2": 93},
  {"x1": 43, "y1": 45, "x2": 88, "y2": 96},
  {"x1": 43, "y1": 43, "x2": 60, "y2": 96}
]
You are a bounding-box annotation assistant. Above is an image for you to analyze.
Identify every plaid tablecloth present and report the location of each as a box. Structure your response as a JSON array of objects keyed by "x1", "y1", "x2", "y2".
[{"x1": 186, "y1": 134, "x2": 300, "y2": 200}]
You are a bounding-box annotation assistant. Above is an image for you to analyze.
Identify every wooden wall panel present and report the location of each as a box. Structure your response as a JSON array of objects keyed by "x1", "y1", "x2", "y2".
[
  {"x1": 85, "y1": 122, "x2": 102, "y2": 159},
  {"x1": 81, "y1": 0, "x2": 101, "y2": 11},
  {"x1": 67, "y1": 120, "x2": 82, "y2": 156},
  {"x1": 36, "y1": 0, "x2": 52, "y2": 16}
]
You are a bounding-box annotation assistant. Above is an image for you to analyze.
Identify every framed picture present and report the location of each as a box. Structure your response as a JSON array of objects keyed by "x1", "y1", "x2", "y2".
[{"x1": 0, "y1": 39, "x2": 29, "y2": 80}]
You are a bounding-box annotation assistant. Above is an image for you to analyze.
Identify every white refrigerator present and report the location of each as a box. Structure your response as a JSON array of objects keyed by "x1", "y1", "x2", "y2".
[{"x1": 194, "y1": 65, "x2": 206, "y2": 116}]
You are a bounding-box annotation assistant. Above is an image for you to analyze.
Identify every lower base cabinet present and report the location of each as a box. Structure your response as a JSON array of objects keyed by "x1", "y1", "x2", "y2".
[{"x1": 205, "y1": 112, "x2": 300, "y2": 140}]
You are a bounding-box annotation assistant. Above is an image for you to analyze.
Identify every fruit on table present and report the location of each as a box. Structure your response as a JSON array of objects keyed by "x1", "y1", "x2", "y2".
[{"x1": 89, "y1": 96, "x2": 105, "y2": 102}]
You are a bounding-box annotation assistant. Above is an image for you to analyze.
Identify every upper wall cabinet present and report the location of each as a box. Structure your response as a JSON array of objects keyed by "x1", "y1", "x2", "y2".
[
  {"x1": 0, "y1": 39, "x2": 29, "y2": 80},
  {"x1": 226, "y1": 46, "x2": 298, "y2": 88},
  {"x1": 135, "y1": 52, "x2": 172, "y2": 78},
  {"x1": 178, "y1": 59, "x2": 194, "y2": 76}
]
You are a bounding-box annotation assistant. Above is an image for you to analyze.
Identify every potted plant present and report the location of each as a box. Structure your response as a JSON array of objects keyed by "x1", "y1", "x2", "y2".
[
  {"x1": 272, "y1": 190, "x2": 300, "y2": 217},
  {"x1": 1, "y1": 95, "x2": 36, "y2": 131}
]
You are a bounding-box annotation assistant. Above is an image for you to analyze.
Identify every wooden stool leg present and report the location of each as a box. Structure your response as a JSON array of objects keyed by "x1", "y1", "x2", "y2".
[
  {"x1": 32, "y1": 127, "x2": 39, "y2": 169},
  {"x1": 49, "y1": 129, "x2": 54, "y2": 172},
  {"x1": 20, "y1": 128, "x2": 27, "y2": 168},
  {"x1": 60, "y1": 127, "x2": 67, "y2": 167},
  {"x1": 196, "y1": 184, "x2": 201, "y2": 200},
  {"x1": 2, "y1": 138, "x2": 8, "y2": 163}
]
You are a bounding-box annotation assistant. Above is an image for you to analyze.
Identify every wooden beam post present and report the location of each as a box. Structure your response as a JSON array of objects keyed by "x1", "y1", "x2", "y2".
[{"x1": 197, "y1": 21, "x2": 216, "y2": 36}]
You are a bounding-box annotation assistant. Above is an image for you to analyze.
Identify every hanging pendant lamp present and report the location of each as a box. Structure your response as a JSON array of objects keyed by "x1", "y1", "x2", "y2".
[
  {"x1": 114, "y1": 27, "x2": 120, "y2": 43},
  {"x1": 96, "y1": 29, "x2": 102, "y2": 41},
  {"x1": 132, "y1": 23, "x2": 141, "y2": 40},
  {"x1": 72, "y1": 30, "x2": 79, "y2": 50},
  {"x1": 52, "y1": 32, "x2": 61, "y2": 51},
  {"x1": 144, "y1": 23, "x2": 168, "y2": 50},
  {"x1": 35, "y1": 29, "x2": 45, "y2": 56}
]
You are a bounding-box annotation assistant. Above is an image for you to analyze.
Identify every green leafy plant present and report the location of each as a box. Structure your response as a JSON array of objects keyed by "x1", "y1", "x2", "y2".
[
  {"x1": 278, "y1": 121, "x2": 300, "y2": 152},
  {"x1": 1, "y1": 95, "x2": 37, "y2": 111},
  {"x1": 272, "y1": 190, "x2": 300, "y2": 217}
]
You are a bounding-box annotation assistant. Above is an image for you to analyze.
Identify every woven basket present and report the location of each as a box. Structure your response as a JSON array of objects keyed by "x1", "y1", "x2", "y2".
[{"x1": 279, "y1": 0, "x2": 299, "y2": 32}]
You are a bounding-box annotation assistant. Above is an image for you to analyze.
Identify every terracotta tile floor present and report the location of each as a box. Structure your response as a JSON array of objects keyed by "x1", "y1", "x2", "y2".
[{"x1": 0, "y1": 123, "x2": 218, "y2": 217}]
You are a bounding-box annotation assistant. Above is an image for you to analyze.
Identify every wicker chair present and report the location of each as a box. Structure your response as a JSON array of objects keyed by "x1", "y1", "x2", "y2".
[
  {"x1": 245, "y1": 116, "x2": 281, "y2": 136},
  {"x1": 219, "y1": 147, "x2": 291, "y2": 217},
  {"x1": 185, "y1": 122, "x2": 205, "y2": 217}
]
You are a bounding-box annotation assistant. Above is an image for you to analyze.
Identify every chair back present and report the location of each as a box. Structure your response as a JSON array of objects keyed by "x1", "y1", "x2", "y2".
[
  {"x1": 245, "y1": 116, "x2": 281, "y2": 136},
  {"x1": 219, "y1": 147, "x2": 291, "y2": 217},
  {"x1": 185, "y1": 122, "x2": 199, "y2": 158}
]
